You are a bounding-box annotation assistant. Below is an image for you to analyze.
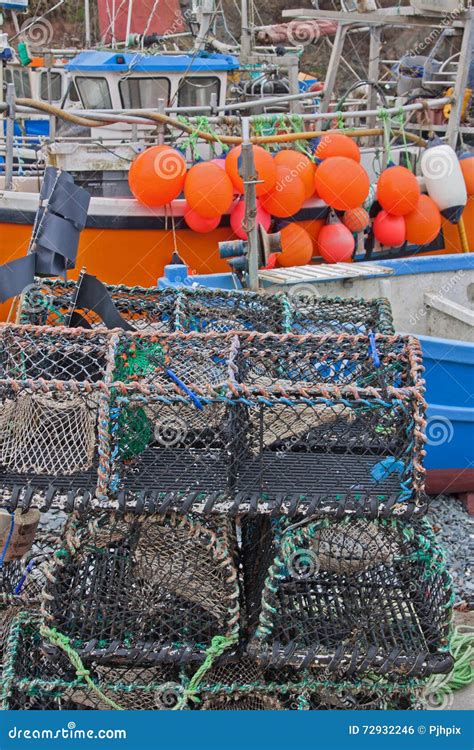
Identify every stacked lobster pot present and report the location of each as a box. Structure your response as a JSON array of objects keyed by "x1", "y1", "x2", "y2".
[{"x1": 0, "y1": 285, "x2": 453, "y2": 711}]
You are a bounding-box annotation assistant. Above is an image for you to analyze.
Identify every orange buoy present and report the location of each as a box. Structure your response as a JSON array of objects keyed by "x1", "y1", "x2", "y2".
[
  {"x1": 377, "y1": 166, "x2": 420, "y2": 216},
  {"x1": 460, "y1": 155, "x2": 474, "y2": 197},
  {"x1": 315, "y1": 133, "x2": 360, "y2": 163},
  {"x1": 404, "y1": 194, "x2": 442, "y2": 245},
  {"x1": 277, "y1": 224, "x2": 314, "y2": 267},
  {"x1": 184, "y1": 162, "x2": 234, "y2": 219},
  {"x1": 317, "y1": 222, "x2": 355, "y2": 263},
  {"x1": 314, "y1": 157, "x2": 370, "y2": 211},
  {"x1": 260, "y1": 165, "x2": 306, "y2": 218},
  {"x1": 128, "y1": 145, "x2": 187, "y2": 207},
  {"x1": 225, "y1": 145, "x2": 277, "y2": 197},
  {"x1": 184, "y1": 207, "x2": 221, "y2": 233},
  {"x1": 274, "y1": 150, "x2": 316, "y2": 200},
  {"x1": 230, "y1": 200, "x2": 271, "y2": 240},
  {"x1": 342, "y1": 207, "x2": 370, "y2": 233},
  {"x1": 373, "y1": 210, "x2": 406, "y2": 246}
]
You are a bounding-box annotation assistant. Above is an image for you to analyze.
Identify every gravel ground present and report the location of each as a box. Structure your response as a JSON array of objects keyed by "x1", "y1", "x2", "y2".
[{"x1": 427, "y1": 495, "x2": 474, "y2": 610}]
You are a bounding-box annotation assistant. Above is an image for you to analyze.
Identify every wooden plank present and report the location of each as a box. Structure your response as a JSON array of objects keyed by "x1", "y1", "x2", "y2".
[{"x1": 281, "y1": 8, "x2": 467, "y2": 27}]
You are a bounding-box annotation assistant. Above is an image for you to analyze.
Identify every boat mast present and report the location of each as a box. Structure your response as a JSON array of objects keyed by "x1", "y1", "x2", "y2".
[{"x1": 84, "y1": 0, "x2": 91, "y2": 45}]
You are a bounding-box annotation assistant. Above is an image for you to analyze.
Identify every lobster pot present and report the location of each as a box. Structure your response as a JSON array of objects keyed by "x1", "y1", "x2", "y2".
[
  {"x1": 106, "y1": 331, "x2": 425, "y2": 516},
  {"x1": 231, "y1": 332, "x2": 426, "y2": 516},
  {"x1": 289, "y1": 295, "x2": 394, "y2": 335},
  {"x1": 301, "y1": 686, "x2": 416, "y2": 710},
  {"x1": 107, "y1": 333, "x2": 236, "y2": 502},
  {"x1": 0, "y1": 613, "x2": 186, "y2": 710},
  {"x1": 243, "y1": 517, "x2": 453, "y2": 677},
  {"x1": 0, "y1": 326, "x2": 111, "y2": 504},
  {"x1": 41, "y1": 512, "x2": 240, "y2": 663},
  {"x1": 19, "y1": 279, "x2": 395, "y2": 336}
]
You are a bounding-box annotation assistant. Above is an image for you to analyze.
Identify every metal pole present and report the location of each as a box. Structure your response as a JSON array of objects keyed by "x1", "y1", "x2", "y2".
[
  {"x1": 125, "y1": 0, "x2": 134, "y2": 45},
  {"x1": 240, "y1": 118, "x2": 259, "y2": 291},
  {"x1": 84, "y1": 0, "x2": 91, "y2": 46},
  {"x1": 240, "y1": 0, "x2": 252, "y2": 59},
  {"x1": 5, "y1": 84, "x2": 15, "y2": 190}
]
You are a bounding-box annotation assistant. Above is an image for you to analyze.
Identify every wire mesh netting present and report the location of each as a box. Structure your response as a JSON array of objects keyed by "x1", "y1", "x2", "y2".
[
  {"x1": 40, "y1": 512, "x2": 240, "y2": 663},
  {"x1": 1, "y1": 614, "x2": 423, "y2": 711},
  {"x1": 107, "y1": 331, "x2": 426, "y2": 516},
  {"x1": 0, "y1": 325, "x2": 111, "y2": 505},
  {"x1": 243, "y1": 517, "x2": 453, "y2": 676},
  {"x1": 19, "y1": 279, "x2": 395, "y2": 335},
  {"x1": 0, "y1": 326, "x2": 426, "y2": 516}
]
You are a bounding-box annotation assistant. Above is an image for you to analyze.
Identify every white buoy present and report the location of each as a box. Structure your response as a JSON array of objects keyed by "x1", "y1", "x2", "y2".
[{"x1": 421, "y1": 144, "x2": 467, "y2": 223}]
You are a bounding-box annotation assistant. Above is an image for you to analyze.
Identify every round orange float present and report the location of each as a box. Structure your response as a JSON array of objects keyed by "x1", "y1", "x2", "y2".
[
  {"x1": 277, "y1": 224, "x2": 314, "y2": 267},
  {"x1": 184, "y1": 207, "x2": 221, "y2": 233},
  {"x1": 184, "y1": 163, "x2": 234, "y2": 219},
  {"x1": 274, "y1": 150, "x2": 316, "y2": 200},
  {"x1": 315, "y1": 133, "x2": 360, "y2": 163},
  {"x1": 314, "y1": 157, "x2": 370, "y2": 211},
  {"x1": 342, "y1": 207, "x2": 370, "y2": 233},
  {"x1": 225, "y1": 145, "x2": 277, "y2": 197},
  {"x1": 459, "y1": 155, "x2": 474, "y2": 196},
  {"x1": 128, "y1": 145, "x2": 187, "y2": 207},
  {"x1": 317, "y1": 222, "x2": 355, "y2": 263},
  {"x1": 260, "y1": 165, "x2": 306, "y2": 218},
  {"x1": 373, "y1": 210, "x2": 406, "y2": 246},
  {"x1": 377, "y1": 166, "x2": 420, "y2": 216},
  {"x1": 404, "y1": 194, "x2": 442, "y2": 245}
]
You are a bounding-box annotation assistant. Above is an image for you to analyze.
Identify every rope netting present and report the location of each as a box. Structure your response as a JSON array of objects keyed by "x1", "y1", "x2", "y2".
[
  {"x1": 0, "y1": 325, "x2": 426, "y2": 516},
  {"x1": 40, "y1": 512, "x2": 240, "y2": 662},
  {"x1": 19, "y1": 279, "x2": 395, "y2": 336},
  {"x1": 1, "y1": 613, "x2": 428, "y2": 711},
  {"x1": 244, "y1": 516, "x2": 454, "y2": 676}
]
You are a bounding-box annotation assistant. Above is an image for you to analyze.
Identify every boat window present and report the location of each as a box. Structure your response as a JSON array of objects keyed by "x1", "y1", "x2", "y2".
[
  {"x1": 177, "y1": 76, "x2": 220, "y2": 111},
  {"x1": 40, "y1": 71, "x2": 62, "y2": 101},
  {"x1": 67, "y1": 78, "x2": 80, "y2": 103},
  {"x1": 4, "y1": 67, "x2": 32, "y2": 98},
  {"x1": 75, "y1": 77, "x2": 113, "y2": 109},
  {"x1": 119, "y1": 77, "x2": 170, "y2": 109}
]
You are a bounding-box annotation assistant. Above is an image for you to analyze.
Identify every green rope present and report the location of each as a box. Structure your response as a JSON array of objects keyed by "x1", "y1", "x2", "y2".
[
  {"x1": 173, "y1": 634, "x2": 238, "y2": 710},
  {"x1": 40, "y1": 625, "x2": 124, "y2": 710},
  {"x1": 377, "y1": 108, "x2": 394, "y2": 166},
  {"x1": 446, "y1": 627, "x2": 474, "y2": 690},
  {"x1": 395, "y1": 108, "x2": 412, "y2": 172}
]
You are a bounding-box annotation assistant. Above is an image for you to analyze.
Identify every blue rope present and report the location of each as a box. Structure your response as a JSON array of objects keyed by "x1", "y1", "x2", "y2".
[
  {"x1": 165, "y1": 369, "x2": 204, "y2": 411},
  {"x1": 0, "y1": 513, "x2": 15, "y2": 568},
  {"x1": 13, "y1": 559, "x2": 35, "y2": 594}
]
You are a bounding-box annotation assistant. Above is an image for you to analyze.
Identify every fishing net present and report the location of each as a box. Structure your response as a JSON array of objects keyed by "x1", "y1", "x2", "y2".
[
  {"x1": 1, "y1": 612, "x2": 189, "y2": 710},
  {"x1": 243, "y1": 517, "x2": 453, "y2": 676},
  {"x1": 0, "y1": 325, "x2": 110, "y2": 504},
  {"x1": 1, "y1": 614, "x2": 423, "y2": 710},
  {"x1": 19, "y1": 279, "x2": 395, "y2": 335},
  {"x1": 108, "y1": 331, "x2": 426, "y2": 517},
  {"x1": 40, "y1": 512, "x2": 240, "y2": 663}
]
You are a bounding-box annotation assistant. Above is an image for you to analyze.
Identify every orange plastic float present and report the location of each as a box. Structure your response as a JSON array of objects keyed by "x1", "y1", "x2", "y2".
[
  {"x1": 225, "y1": 145, "x2": 277, "y2": 197},
  {"x1": 373, "y1": 210, "x2": 406, "y2": 246},
  {"x1": 459, "y1": 155, "x2": 474, "y2": 196},
  {"x1": 377, "y1": 166, "x2": 420, "y2": 216},
  {"x1": 404, "y1": 195, "x2": 442, "y2": 245},
  {"x1": 184, "y1": 208, "x2": 221, "y2": 233},
  {"x1": 277, "y1": 224, "x2": 314, "y2": 267},
  {"x1": 315, "y1": 134, "x2": 361, "y2": 163},
  {"x1": 274, "y1": 150, "x2": 316, "y2": 200},
  {"x1": 128, "y1": 145, "x2": 187, "y2": 207},
  {"x1": 260, "y1": 165, "x2": 306, "y2": 218},
  {"x1": 184, "y1": 163, "x2": 234, "y2": 219},
  {"x1": 317, "y1": 222, "x2": 355, "y2": 263},
  {"x1": 342, "y1": 207, "x2": 370, "y2": 233},
  {"x1": 314, "y1": 157, "x2": 370, "y2": 211}
]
